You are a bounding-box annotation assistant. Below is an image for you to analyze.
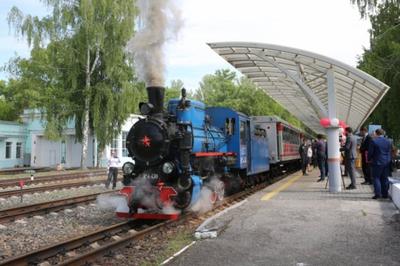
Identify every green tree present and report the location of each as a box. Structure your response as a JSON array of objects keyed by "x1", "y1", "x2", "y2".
[
  {"x1": 196, "y1": 69, "x2": 304, "y2": 129},
  {"x1": 8, "y1": 0, "x2": 139, "y2": 168},
  {"x1": 0, "y1": 68, "x2": 43, "y2": 121},
  {"x1": 357, "y1": 2, "x2": 400, "y2": 143},
  {"x1": 0, "y1": 80, "x2": 18, "y2": 121},
  {"x1": 165, "y1": 79, "x2": 184, "y2": 102},
  {"x1": 351, "y1": 0, "x2": 400, "y2": 17}
]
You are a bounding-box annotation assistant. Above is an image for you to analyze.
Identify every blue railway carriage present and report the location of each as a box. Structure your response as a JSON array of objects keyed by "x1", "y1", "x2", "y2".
[{"x1": 251, "y1": 116, "x2": 302, "y2": 169}]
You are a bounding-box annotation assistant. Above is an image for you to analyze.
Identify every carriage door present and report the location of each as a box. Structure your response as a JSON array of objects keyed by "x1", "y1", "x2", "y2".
[
  {"x1": 246, "y1": 120, "x2": 251, "y2": 170},
  {"x1": 239, "y1": 120, "x2": 249, "y2": 168}
]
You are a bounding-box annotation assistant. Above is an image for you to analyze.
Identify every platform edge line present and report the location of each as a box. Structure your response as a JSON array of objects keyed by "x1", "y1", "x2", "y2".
[{"x1": 261, "y1": 174, "x2": 302, "y2": 201}]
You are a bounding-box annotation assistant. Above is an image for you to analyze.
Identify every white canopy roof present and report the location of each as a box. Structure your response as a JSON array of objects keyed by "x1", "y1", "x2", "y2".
[{"x1": 208, "y1": 42, "x2": 390, "y2": 133}]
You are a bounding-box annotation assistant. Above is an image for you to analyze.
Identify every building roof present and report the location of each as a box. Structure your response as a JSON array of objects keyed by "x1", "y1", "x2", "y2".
[{"x1": 208, "y1": 42, "x2": 390, "y2": 133}]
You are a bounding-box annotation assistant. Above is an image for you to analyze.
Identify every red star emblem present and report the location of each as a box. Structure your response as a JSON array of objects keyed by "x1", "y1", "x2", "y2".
[{"x1": 141, "y1": 135, "x2": 151, "y2": 147}]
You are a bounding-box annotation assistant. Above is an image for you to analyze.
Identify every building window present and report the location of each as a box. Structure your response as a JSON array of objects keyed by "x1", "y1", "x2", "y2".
[
  {"x1": 16, "y1": 142, "x2": 22, "y2": 159},
  {"x1": 111, "y1": 137, "x2": 118, "y2": 155},
  {"x1": 5, "y1": 142, "x2": 11, "y2": 159},
  {"x1": 122, "y1": 131, "x2": 128, "y2": 157}
]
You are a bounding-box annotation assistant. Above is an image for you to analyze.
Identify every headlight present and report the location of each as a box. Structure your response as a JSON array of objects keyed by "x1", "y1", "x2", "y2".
[
  {"x1": 139, "y1": 102, "x2": 154, "y2": 115},
  {"x1": 122, "y1": 162, "x2": 135, "y2": 175},
  {"x1": 162, "y1": 162, "x2": 174, "y2": 174}
]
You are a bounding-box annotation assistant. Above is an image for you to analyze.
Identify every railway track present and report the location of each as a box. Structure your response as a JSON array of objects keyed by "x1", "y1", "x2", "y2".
[
  {"x1": 0, "y1": 170, "x2": 107, "y2": 189},
  {"x1": 0, "y1": 191, "x2": 114, "y2": 223},
  {"x1": 0, "y1": 170, "x2": 296, "y2": 266},
  {"x1": 0, "y1": 180, "x2": 106, "y2": 198}
]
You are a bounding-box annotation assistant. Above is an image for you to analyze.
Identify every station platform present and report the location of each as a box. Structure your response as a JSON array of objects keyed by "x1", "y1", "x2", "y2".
[{"x1": 170, "y1": 169, "x2": 400, "y2": 266}]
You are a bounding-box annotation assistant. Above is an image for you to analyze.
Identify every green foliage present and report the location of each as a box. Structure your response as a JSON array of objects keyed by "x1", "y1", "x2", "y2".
[
  {"x1": 7, "y1": 0, "x2": 139, "y2": 154},
  {"x1": 195, "y1": 69, "x2": 304, "y2": 129},
  {"x1": 350, "y1": 0, "x2": 400, "y2": 18},
  {"x1": 165, "y1": 79, "x2": 184, "y2": 102},
  {"x1": 0, "y1": 81, "x2": 16, "y2": 121},
  {"x1": 358, "y1": 2, "x2": 400, "y2": 143},
  {"x1": 0, "y1": 72, "x2": 42, "y2": 121}
]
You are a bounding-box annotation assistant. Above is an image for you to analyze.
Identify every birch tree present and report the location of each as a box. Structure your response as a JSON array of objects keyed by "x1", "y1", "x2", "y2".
[{"x1": 8, "y1": 0, "x2": 138, "y2": 168}]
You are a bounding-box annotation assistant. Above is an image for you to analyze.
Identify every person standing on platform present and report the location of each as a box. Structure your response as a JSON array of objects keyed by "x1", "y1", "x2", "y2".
[
  {"x1": 307, "y1": 142, "x2": 313, "y2": 172},
  {"x1": 368, "y1": 128, "x2": 392, "y2": 199},
  {"x1": 316, "y1": 134, "x2": 327, "y2": 182},
  {"x1": 342, "y1": 127, "x2": 357, "y2": 189},
  {"x1": 312, "y1": 139, "x2": 318, "y2": 169},
  {"x1": 359, "y1": 127, "x2": 372, "y2": 185},
  {"x1": 299, "y1": 139, "x2": 309, "y2": 176},
  {"x1": 106, "y1": 151, "x2": 120, "y2": 189}
]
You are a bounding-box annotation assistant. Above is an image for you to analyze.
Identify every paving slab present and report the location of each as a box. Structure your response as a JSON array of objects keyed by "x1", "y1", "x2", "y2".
[{"x1": 170, "y1": 169, "x2": 400, "y2": 266}]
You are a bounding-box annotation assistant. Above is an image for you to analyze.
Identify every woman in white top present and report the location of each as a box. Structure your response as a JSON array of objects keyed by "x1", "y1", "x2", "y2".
[{"x1": 307, "y1": 144, "x2": 313, "y2": 172}]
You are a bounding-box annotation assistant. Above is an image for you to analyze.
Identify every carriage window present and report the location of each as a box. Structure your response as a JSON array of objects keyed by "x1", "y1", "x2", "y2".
[
  {"x1": 225, "y1": 118, "x2": 235, "y2": 135},
  {"x1": 254, "y1": 126, "x2": 266, "y2": 138},
  {"x1": 240, "y1": 121, "x2": 247, "y2": 145},
  {"x1": 283, "y1": 127, "x2": 299, "y2": 144}
]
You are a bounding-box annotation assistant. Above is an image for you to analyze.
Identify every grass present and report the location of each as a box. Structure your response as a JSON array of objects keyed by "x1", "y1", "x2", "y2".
[{"x1": 140, "y1": 229, "x2": 194, "y2": 266}]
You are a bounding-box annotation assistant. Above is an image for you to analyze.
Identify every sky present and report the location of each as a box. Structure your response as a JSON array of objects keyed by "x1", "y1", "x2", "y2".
[{"x1": 0, "y1": 0, "x2": 371, "y2": 91}]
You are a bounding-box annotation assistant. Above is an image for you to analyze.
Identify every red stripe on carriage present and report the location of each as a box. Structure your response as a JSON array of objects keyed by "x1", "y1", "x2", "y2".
[{"x1": 194, "y1": 152, "x2": 236, "y2": 157}]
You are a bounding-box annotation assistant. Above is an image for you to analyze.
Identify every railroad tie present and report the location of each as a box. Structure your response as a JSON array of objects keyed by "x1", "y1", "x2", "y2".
[
  {"x1": 128, "y1": 229, "x2": 138, "y2": 235},
  {"x1": 37, "y1": 261, "x2": 51, "y2": 266},
  {"x1": 90, "y1": 242, "x2": 101, "y2": 249},
  {"x1": 112, "y1": 235, "x2": 122, "y2": 241},
  {"x1": 66, "y1": 251, "x2": 77, "y2": 257}
]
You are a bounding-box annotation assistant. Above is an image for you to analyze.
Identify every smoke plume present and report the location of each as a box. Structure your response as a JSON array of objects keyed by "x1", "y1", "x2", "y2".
[
  {"x1": 126, "y1": 0, "x2": 183, "y2": 86},
  {"x1": 191, "y1": 186, "x2": 214, "y2": 214},
  {"x1": 96, "y1": 194, "x2": 129, "y2": 213},
  {"x1": 191, "y1": 179, "x2": 224, "y2": 214}
]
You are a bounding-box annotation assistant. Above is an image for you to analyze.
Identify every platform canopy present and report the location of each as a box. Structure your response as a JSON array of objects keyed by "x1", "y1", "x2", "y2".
[{"x1": 208, "y1": 42, "x2": 390, "y2": 133}]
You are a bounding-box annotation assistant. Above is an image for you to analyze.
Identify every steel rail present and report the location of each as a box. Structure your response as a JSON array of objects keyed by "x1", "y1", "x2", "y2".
[
  {"x1": 0, "y1": 170, "x2": 107, "y2": 189},
  {"x1": 0, "y1": 180, "x2": 106, "y2": 198},
  {"x1": 0, "y1": 221, "x2": 135, "y2": 266},
  {"x1": 0, "y1": 191, "x2": 114, "y2": 223}
]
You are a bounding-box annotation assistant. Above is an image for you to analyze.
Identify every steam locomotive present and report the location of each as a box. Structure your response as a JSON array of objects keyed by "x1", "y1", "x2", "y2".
[{"x1": 117, "y1": 86, "x2": 306, "y2": 220}]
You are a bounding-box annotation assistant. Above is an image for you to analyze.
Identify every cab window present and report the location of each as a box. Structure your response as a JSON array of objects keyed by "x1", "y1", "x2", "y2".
[{"x1": 240, "y1": 121, "x2": 247, "y2": 145}]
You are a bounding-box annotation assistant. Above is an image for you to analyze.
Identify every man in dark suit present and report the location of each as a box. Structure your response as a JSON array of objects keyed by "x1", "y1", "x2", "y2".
[
  {"x1": 299, "y1": 139, "x2": 309, "y2": 176},
  {"x1": 342, "y1": 127, "x2": 357, "y2": 189},
  {"x1": 359, "y1": 127, "x2": 372, "y2": 185},
  {"x1": 315, "y1": 134, "x2": 327, "y2": 182},
  {"x1": 368, "y1": 128, "x2": 392, "y2": 199}
]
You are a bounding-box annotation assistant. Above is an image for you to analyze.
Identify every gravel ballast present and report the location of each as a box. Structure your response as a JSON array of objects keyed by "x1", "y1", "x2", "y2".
[{"x1": 0, "y1": 189, "x2": 125, "y2": 261}]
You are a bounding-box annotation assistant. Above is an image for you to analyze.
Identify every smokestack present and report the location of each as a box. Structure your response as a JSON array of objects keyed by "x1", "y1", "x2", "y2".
[{"x1": 146, "y1": 86, "x2": 165, "y2": 114}]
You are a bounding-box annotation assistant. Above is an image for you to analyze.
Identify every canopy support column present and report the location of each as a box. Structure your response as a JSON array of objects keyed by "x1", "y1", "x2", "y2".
[{"x1": 326, "y1": 68, "x2": 341, "y2": 192}]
